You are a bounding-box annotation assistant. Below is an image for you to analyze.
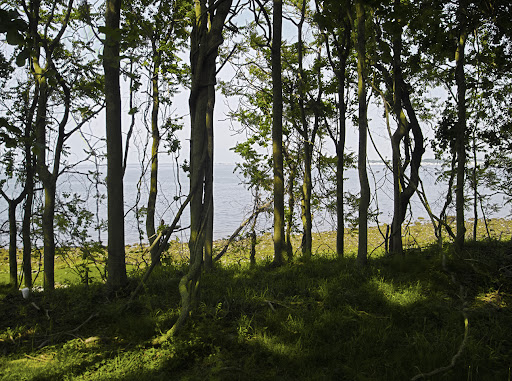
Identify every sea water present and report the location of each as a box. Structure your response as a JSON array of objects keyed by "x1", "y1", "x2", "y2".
[{"x1": 0, "y1": 162, "x2": 508, "y2": 246}]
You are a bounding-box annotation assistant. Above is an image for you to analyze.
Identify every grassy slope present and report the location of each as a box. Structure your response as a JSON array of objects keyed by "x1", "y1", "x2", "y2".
[{"x1": 0, "y1": 222, "x2": 511, "y2": 380}]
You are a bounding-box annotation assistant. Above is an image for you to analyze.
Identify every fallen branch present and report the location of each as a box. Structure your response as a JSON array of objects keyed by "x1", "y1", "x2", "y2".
[
  {"x1": 37, "y1": 313, "x2": 98, "y2": 349},
  {"x1": 410, "y1": 312, "x2": 469, "y2": 381},
  {"x1": 410, "y1": 249, "x2": 470, "y2": 380},
  {"x1": 214, "y1": 200, "x2": 271, "y2": 262},
  {"x1": 129, "y1": 191, "x2": 193, "y2": 303}
]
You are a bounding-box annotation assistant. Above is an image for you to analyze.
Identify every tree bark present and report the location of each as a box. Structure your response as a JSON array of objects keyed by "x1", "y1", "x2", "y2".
[
  {"x1": 318, "y1": 3, "x2": 351, "y2": 258},
  {"x1": 8, "y1": 202, "x2": 18, "y2": 288},
  {"x1": 356, "y1": 0, "x2": 370, "y2": 266},
  {"x1": 455, "y1": 9, "x2": 468, "y2": 253},
  {"x1": 147, "y1": 42, "x2": 161, "y2": 266},
  {"x1": 285, "y1": 161, "x2": 296, "y2": 260},
  {"x1": 204, "y1": 54, "x2": 215, "y2": 271},
  {"x1": 104, "y1": 0, "x2": 127, "y2": 289},
  {"x1": 167, "y1": 0, "x2": 231, "y2": 338},
  {"x1": 336, "y1": 79, "x2": 346, "y2": 258},
  {"x1": 272, "y1": 0, "x2": 285, "y2": 266},
  {"x1": 22, "y1": 180, "x2": 34, "y2": 288}
]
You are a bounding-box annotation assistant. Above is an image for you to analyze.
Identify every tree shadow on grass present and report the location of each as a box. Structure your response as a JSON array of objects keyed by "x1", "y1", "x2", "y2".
[{"x1": 1, "y1": 244, "x2": 511, "y2": 380}]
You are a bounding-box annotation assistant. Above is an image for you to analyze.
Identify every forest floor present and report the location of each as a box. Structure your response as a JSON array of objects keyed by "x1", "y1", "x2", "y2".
[{"x1": 0, "y1": 219, "x2": 512, "y2": 380}]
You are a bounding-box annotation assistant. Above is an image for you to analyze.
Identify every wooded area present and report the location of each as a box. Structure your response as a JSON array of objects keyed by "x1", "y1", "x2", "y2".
[{"x1": 1, "y1": 0, "x2": 512, "y2": 379}]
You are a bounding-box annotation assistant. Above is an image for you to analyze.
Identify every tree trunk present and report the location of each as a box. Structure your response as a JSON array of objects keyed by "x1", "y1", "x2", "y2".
[
  {"x1": 356, "y1": 0, "x2": 370, "y2": 266},
  {"x1": 33, "y1": 74, "x2": 57, "y2": 290},
  {"x1": 297, "y1": 2, "x2": 313, "y2": 261},
  {"x1": 22, "y1": 181, "x2": 33, "y2": 288},
  {"x1": 104, "y1": 0, "x2": 127, "y2": 289},
  {"x1": 42, "y1": 183, "x2": 56, "y2": 290},
  {"x1": 22, "y1": 69, "x2": 38, "y2": 290},
  {"x1": 285, "y1": 162, "x2": 296, "y2": 260},
  {"x1": 455, "y1": 14, "x2": 467, "y2": 253},
  {"x1": 147, "y1": 45, "x2": 161, "y2": 266},
  {"x1": 336, "y1": 80, "x2": 346, "y2": 258},
  {"x1": 167, "y1": 0, "x2": 231, "y2": 338},
  {"x1": 472, "y1": 130, "x2": 478, "y2": 240},
  {"x1": 301, "y1": 141, "x2": 313, "y2": 260},
  {"x1": 320, "y1": 7, "x2": 351, "y2": 258},
  {"x1": 8, "y1": 202, "x2": 17, "y2": 289},
  {"x1": 272, "y1": 0, "x2": 285, "y2": 265},
  {"x1": 204, "y1": 57, "x2": 215, "y2": 271},
  {"x1": 388, "y1": 0, "x2": 425, "y2": 255}
]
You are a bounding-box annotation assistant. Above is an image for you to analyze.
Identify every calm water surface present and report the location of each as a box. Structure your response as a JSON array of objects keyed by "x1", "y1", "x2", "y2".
[{"x1": 0, "y1": 162, "x2": 508, "y2": 245}]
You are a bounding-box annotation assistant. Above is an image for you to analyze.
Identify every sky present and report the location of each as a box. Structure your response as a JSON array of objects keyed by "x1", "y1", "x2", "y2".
[{"x1": 63, "y1": 6, "x2": 442, "y2": 169}]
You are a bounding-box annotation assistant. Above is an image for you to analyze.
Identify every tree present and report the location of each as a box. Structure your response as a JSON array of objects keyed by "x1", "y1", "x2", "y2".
[
  {"x1": 315, "y1": 0, "x2": 354, "y2": 258},
  {"x1": 123, "y1": 0, "x2": 189, "y2": 266},
  {"x1": 104, "y1": 0, "x2": 127, "y2": 289},
  {"x1": 454, "y1": 0, "x2": 468, "y2": 252},
  {"x1": 20, "y1": 0, "x2": 105, "y2": 290},
  {"x1": 272, "y1": 0, "x2": 285, "y2": 265},
  {"x1": 163, "y1": 0, "x2": 233, "y2": 338},
  {"x1": 372, "y1": 0, "x2": 425, "y2": 255},
  {"x1": 355, "y1": 0, "x2": 370, "y2": 266}
]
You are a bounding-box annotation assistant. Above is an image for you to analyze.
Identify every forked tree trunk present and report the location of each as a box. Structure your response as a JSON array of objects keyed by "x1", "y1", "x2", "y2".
[
  {"x1": 166, "y1": 0, "x2": 231, "y2": 337},
  {"x1": 387, "y1": 0, "x2": 425, "y2": 255}
]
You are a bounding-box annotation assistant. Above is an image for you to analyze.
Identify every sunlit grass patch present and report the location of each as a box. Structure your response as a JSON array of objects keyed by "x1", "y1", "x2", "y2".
[{"x1": 371, "y1": 278, "x2": 426, "y2": 306}]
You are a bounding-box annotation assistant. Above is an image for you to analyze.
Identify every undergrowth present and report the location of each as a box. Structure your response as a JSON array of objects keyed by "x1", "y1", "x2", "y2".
[{"x1": 0, "y1": 240, "x2": 511, "y2": 380}]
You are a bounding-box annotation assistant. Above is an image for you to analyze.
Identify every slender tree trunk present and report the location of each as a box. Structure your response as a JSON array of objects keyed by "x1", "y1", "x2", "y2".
[
  {"x1": 22, "y1": 78, "x2": 37, "y2": 290},
  {"x1": 356, "y1": 0, "x2": 370, "y2": 266},
  {"x1": 34, "y1": 75, "x2": 56, "y2": 290},
  {"x1": 8, "y1": 202, "x2": 17, "y2": 288},
  {"x1": 301, "y1": 142, "x2": 313, "y2": 260},
  {"x1": 336, "y1": 81, "x2": 346, "y2": 257},
  {"x1": 472, "y1": 130, "x2": 478, "y2": 240},
  {"x1": 251, "y1": 188, "x2": 260, "y2": 266},
  {"x1": 297, "y1": 2, "x2": 313, "y2": 261},
  {"x1": 147, "y1": 47, "x2": 161, "y2": 265},
  {"x1": 204, "y1": 55, "x2": 215, "y2": 271},
  {"x1": 272, "y1": 0, "x2": 285, "y2": 265},
  {"x1": 42, "y1": 183, "x2": 56, "y2": 289},
  {"x1": 389, "y1": 0, "x2": 406, "y2": 255},
  {"x1": 23, "y1": 181, "x2": 33, "y2": 288},
  {"x1": 455, "y1": 13, "x2": 467, "y2": 253},
  {"x1": 104, "y1": 0, "x2": 127, "y2": 289},
  {"x1": 320, "y1": 10, "x2": 351, "y2": 258},
  {"x1": 285, "y1": 163, "x2": 296, "y2": 260}
]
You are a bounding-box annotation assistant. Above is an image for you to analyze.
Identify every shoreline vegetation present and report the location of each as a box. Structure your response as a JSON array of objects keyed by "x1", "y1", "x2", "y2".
[
  {"x1": 2, "y1": 218, "x2": 511, "y2": 286},
  {"x1": 0, "y1": 218, "x2": 511, "y2": 380}
]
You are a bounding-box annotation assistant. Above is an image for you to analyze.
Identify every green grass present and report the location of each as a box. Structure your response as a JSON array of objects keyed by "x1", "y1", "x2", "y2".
[{"x1": 1, "y1": 224, "x2": 512, "y2": 380}]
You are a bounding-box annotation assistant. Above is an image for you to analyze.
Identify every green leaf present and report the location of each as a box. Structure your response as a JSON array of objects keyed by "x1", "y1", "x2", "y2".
[
  {"x1": 16, "y1": 48, "x2": 30, "y2": 67},
  {"x1": 6, "y1": 29, "x2": 24, "y2": 46}
]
